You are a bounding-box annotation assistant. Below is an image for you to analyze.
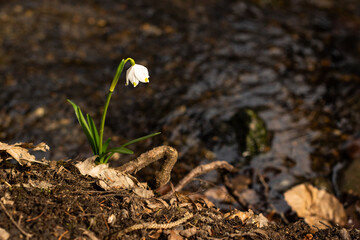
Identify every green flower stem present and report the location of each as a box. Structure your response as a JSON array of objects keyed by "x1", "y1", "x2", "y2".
[
  {"x1": 99, "y1": 58, "x2": 135, "y2": 154},
  {"x1": 99, "y1": 91, "x2": 113, "y2": 155},
  {"x1": 109, "y1": 58, "x2": 135, "y2": 92}
]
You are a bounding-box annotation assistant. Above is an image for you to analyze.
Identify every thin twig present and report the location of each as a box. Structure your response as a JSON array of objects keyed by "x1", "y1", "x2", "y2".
[
  {"x1": 256, "y1": 170, "x2": 289, "y2": 224},
  {"x1": 111, "y1": 212, "x2": 193, "y2": 239},
  {"x1": 58, "y1": 230, "x2": 68, "y2": 240},
  {"x1": 3, "y1": 180, "x2": 12, "y2": 188},
  {"x1": 26, "y1": 209, "x2": 45, "y2": 222},
  {"x1": 102, "y1": 214, "x2": 110, "y2": 232},
  {"x1": 0, "y1": 200, "x2": 32, "y2": 239},
  {"x1": 162, "y1": 161, "x2": 237, "y2": 199}
]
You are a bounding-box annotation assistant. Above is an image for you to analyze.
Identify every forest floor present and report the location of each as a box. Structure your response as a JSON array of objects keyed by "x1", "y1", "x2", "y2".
[{"x1": 0, "y1": 155, "x2": 358, "y2": 239}]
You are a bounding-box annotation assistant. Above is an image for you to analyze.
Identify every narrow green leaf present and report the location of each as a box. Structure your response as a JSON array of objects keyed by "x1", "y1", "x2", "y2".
[
  {"x1": 102, "y1": 138, "x2": 111, "y2": 153},
  {"x1": 68, "y1": 99, "x2": 97, "y2": 154},
  {"x1": 77, "y1": 108, "x2": 97, "y2": 154},
  {"x1": 95, "y1": 154, "x2": 107, "y2": 164},
  {"x1": 68, "y1": 99, "x2": 92, "y2": 135},
  {"x1": 107, "y1": 147, "x2": 134, "y2": 155},
  {"x1": 121, "y1": 132, "x2": 161, "y2": 148},
  {"x1": 103, "y1": 152, "x2": 115, "y2": 164},
  {"x1": 76, "y1": 107, "x2": 91, "y2": 133},
  {"x1": 95, "y1": 152, "x2": 115, "y2": 164},
  {"x1": 67, "y1": 99, "x2": 81, "y2": 122},
  {"x1": 87, "y1": 114, "x2": 100, "y2": 154}
]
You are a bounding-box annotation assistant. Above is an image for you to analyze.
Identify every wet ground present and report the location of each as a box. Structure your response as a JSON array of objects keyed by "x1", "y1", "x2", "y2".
[{"x1": 1, "y1": 0, "x2": 360, "y2": 233}]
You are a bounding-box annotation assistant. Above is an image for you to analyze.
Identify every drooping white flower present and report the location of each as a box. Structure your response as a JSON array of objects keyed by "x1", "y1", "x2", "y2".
[{"x1": 126, "y1": 64, "x2": 150, "y2": 87}]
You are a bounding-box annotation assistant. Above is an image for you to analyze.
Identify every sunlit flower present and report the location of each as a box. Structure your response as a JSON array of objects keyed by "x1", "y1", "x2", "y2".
[{"x1": 126, "y1": 64, "x2": 150, "y2": 87}]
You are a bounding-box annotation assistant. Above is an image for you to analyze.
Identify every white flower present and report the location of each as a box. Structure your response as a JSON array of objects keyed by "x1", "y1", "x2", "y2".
[{"x1": 126, "y1": 64, "x2": 150, "y2": 87}]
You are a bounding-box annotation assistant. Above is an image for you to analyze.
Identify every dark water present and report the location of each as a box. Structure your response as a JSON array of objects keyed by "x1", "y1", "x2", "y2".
[{"x1": 1, "y1": 0, "x2": 360, "y2": 213}]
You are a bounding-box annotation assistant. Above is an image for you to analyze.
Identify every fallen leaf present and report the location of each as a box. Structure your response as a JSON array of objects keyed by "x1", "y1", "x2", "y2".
[
  {"x1": 0, "y1": 141, "x2": 49, "y2": 165},
  {"x1": 204, "y1": 185, "x2": 237, "y2": 205},
  {"x1": 79, "y1": 228, "x2": 99, "y2": 240},
  {"x1": 1, "y1": 192, "x2": 14, "y2": 206},
  {"x1": 28, "y1": 179, "x2": 53, "y2": 189},
  {"x1": 284, "y1": 183, "x2": 347, "y2": 230},
  {"x1": 225, "y1": 209, "x2": 269, "y2": 228},
  {"x1": 188, "y1": 193, "x2": 215, "y2": 208},
  {"x1": 0, "y1": 227, "x2": 10, "y2": 240},
  {"x1": 164, "y1": 230, "x2": 183, "y2": 240},
  {"x1": 179, "y1": 227, "x2": 197, "y2": 238},
  {"x1": 148, "y1": 230, "x2": 162, "y2": 239},
  {"x1": 145, "y1": 198, "x2": 169, "y2": 210},
  {"x1": 76, "y1": 157, "x2": 154, "y2": 198},
  {"x1": 107, "y1": 214, "x2": 116, "y2": 225},
  {"x1": 225, "y1": 210, "x2": 251, "y2": 222}
]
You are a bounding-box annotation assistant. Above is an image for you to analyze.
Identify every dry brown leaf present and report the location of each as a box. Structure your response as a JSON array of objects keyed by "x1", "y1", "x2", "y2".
[
  {"x1": 179, "y1": 227, "x2": 197, "y2": 238},
  {"x1": 107, "y1": 214, "x2": 116, "y2": 225},
  {"x1": 145, "y1": 199, "x2": 169, "y2": 210},
  {"x1": 76, "y1": 157, "x2": 154, "y2": 198},
  {"x1": 28, "y1": 179, "x2": 54, "y2": 189},
  {"x1": 284, "y1": 183, "x2": 347, "y2": 230},
  {"x1": 225, "y1": 209, "x2": 269, "y2": 228},
  {"x1": 79, "y1": 228, "x2": 99, "y2": 240},
  {"x1": 164, "y1": 230, "x2": 183, "y2": 240},
  {"x1": 0, "y1": 141, "x2": 49, "y2": 165},
  {"x1": 143, "y1": 207, "x2": 154, "y2": 214},
  {"x1": 18, "y1": 142, "x2": 49, "y2": 152},
  {"x1": 1, "y1": 192, "x2": 14, "y2": 206},
  {"x1": 225, "y1": 210, "x2": 251, "y2": 222},
  {"x1": 247, "y1": 211, "x2": 268, "y2": 228},
  {"x1": 204, "y1": 185, "x2": 237, "y2": 205},
  {"x1": 148, "y1": 230, "x2": 162, "y2": 239},
  {"x1": 0, "y1": 227, "x2": 10, "y2": 240},
  {"x1": 188, "y1": 193, "x2": 215, "y2": 208}
]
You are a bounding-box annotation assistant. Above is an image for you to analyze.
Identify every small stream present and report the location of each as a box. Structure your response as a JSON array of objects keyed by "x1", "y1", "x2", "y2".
[{"x1": 1, "y1": 0, "x2": 359, "y2": 215}]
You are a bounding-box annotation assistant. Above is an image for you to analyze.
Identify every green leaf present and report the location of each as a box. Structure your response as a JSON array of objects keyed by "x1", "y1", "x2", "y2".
[
  {"x1": 95, "y1": 152, "x2": 115, "y2": 164},
  {"x1": 77, "y1": 108, "x2": 97, "y2": 155},
  {"x1": 87, "y1": 114, "x2": 100, "y2": 155},
  {"x1": 107, "y1": 147, "x2": 134, "y2": 155},
  {"x1": 67, "y1": 99, "x2": 97, "y2": 154},
  {"x1": 103, "y1": 152, "x2": 115, "y2": 164},
  {"x1": 102, "y1": 138, "x2": 111, "y2": 153},
  {"x1": 67, "y1": 99, "x2": 81, "y2": 121},
  {"x1": 121, "y1": 132, "x2": 161, "y2": 148}
]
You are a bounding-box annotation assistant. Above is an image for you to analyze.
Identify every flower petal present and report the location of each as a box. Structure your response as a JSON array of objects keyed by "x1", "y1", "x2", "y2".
[{"x1": 126, "y1": 64, "x2": 149, "y2": 87}]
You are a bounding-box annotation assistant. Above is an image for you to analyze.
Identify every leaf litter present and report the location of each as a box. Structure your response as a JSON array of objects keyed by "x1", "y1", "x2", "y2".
[
  {"x1": 0, "y1": 141, "x2": 49, "y2": 165},
  {"x1": 0, "y1": 141, "x2": 359, "y2": 239},
  {"x1": 284, "y1": 183, "x2": 347, "y2": 230}
]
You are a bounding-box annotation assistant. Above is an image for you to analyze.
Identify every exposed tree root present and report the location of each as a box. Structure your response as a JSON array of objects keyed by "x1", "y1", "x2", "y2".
[
  {"x1": 163, "y1": 161, "x2": 237, "y2": 199},
  {"x1": 116, "y1": 146, "x2": 178, "y2": 188}
]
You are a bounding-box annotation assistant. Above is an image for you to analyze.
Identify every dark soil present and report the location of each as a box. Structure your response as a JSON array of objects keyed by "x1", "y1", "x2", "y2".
[{"x1": 0, "y1": 160, "x2": 359, "y2": 239}]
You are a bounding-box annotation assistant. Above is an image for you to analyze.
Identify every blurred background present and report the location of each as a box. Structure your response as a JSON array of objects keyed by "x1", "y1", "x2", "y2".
[{"x1": 0, "y1": 0, "x2": 359, "y2": 221}]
